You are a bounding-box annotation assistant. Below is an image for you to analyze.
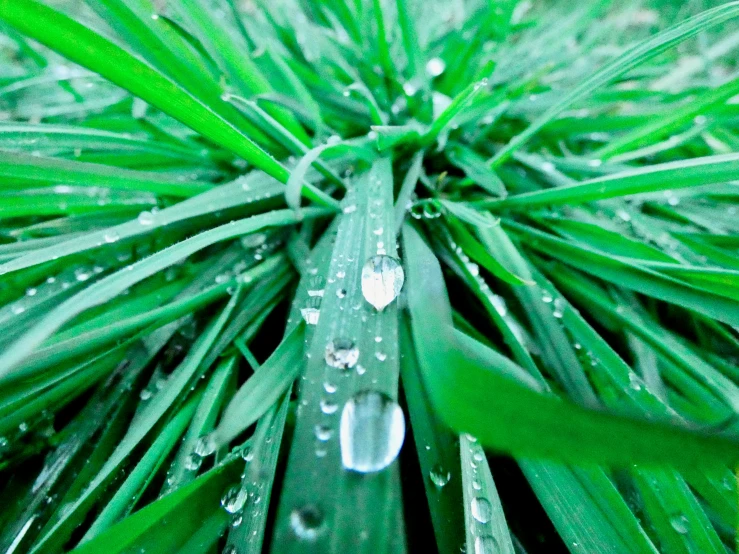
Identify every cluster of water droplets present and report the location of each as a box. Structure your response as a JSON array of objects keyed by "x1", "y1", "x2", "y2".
[{"x1": 463, "y1": 435, "x2": 499, "y2": 554}]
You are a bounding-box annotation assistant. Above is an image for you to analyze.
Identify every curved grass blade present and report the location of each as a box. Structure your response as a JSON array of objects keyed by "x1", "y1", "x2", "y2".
[{"x1": 403, "y1": 223, "x2": 739, "y2": 468}]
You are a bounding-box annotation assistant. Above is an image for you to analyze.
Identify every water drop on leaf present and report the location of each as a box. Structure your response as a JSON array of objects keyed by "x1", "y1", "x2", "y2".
[
  {"x1": 340, "y1": 391, "x2": 405, "y2": 473},
  {"x1": 361, "y1": 255, "x2": 404, "y2": 311}
]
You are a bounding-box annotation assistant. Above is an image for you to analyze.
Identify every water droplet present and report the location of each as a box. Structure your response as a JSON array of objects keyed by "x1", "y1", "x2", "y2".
[
  {"x1": 336, "y1": 288, "x2": 347, "y2": 298},
  {"x1": 184, "y1": 454, "x2": 201, "y2": 471},
  {"x1": 320, "y1": 399, "x2": 338, "y2": 414},
  {"x1": 343, "y1": 204, "x2": 357, "y2": 214},
  {"x1": 340, "y1": 391, "x2": 405, "y2": 473},
  {"x1": 552, "y1": 298, "x2": 565, "y2": 318},
  {"x1": 75, "y1": 267, "x2": 92, "y2": 281},
  {"x1": 232, "y1": 515, "x2": 242, "y2": 527},
  {"x1": 474, "y1": 535, "x2": 498, "y2": 554},
  {"x1": 323, "y1": 381, "x2": 337, "y2": 394},
  {"x1": 291, "y1": 505, "x2": 324, "y2": 540},
  {"x1": 541, "y1": 291, "x2": 553, "y2": 303},
  {"x1": 426, "y1": 57, "x2": 446, "y2": 77},
  {"x1": 138, "y1": 211, "x2": 154, "y2": 225},
  {"x1": 669, "y1": 513, "x2": 689, "y2": 534},
  {"x1": 472, "y1": 479, "x2": 482, "y2": 490},
  {"x1": 471, "y1": 497, "x2": 492, "y2": 523},
  {"x1": 139, "y1": 389, "x2": 153, "y2": 400},
  {"x1": 361, "y1": 255, "x2": 404, "y2": 311},
  {"x1": 241, "y1": 446, "x2": 254, "y2": 462},
  {"x1": 315, "y1": 424, "x2": 332, "y2": 441},
  {"x1": 375, "y1": 352, "x2": 387, "y2": 362},
  {"x1": 194, "y1": 435, "x2": 217, "y2": 457},
  {"x1": 430, "y1": 464, "x2": 451, "y2": 487},
  {"x1": 325, "y1": 338, "x2": 359, "y2": 369},
  {"x1": 104, "y1": 230, "x2": 120, "y2": 243},
  {"x1": 221, "y1": 485, "x2": 248, "y2": 514},
  {"x1": 301, "y1": 306, "x2": 320, "y2": 325}
]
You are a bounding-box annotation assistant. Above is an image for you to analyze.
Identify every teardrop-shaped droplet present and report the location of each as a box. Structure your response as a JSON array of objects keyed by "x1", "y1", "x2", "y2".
[
  {"x1": 290, "y1": 504, "x2": 324, "y2": 540},
  {"x1": 361, "y1": 255, "x2": 404, "y2": 311},
  {"x1": 340, "y1": 390, "x2": 405, "y2": 473},
  {"x1": 221, "y1": 485, "x2": 247, "y2": 514},
  {"x1": 430, "y1": 464, "x2": 451, "y2": 488},
  {"x1": 325, "y1": 338, "x2": 359, "y2": 369},
  {"x1": 194, "y1": 434, "x2": 216, "y2": 457},
  {"x1": 471, "y1": 497, "x2": 492, "y2": 523}
]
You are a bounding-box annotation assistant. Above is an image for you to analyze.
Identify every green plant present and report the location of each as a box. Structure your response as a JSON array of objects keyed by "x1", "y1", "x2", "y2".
[{"x1": 0, "y1": 0, "x2": 738, "y2": 552}]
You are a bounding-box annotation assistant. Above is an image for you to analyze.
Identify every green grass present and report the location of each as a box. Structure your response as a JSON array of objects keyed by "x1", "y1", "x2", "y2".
[{"x1": 0, "y1": 0, "x2": 738, "y2": 552}]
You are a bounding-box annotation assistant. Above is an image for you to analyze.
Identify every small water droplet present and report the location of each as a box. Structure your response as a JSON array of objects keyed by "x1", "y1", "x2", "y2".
[
  {"x1": 552, "y1": 298, "x2": 565, "y2": 318},
  {"x1": 474, "y1": 535, "x2": 498, "y2": 554},
  {"x1": 75, "y1": 267, "x2": 92, "y2": 281},
  {"x1": 241, "y1": 446, "x2": 254, "y2": 462},
  {"x1": 340, "y1": 391, "x2": 405, "y2": 473},
  {"x1": 194, "y1": 435, "x2": 217, "y2": 457},
  {"x1": 325, "y1": 338, "x2": 359, "y2": 369},
  {"x1": 184, "y1": 454, "x2": 202, "y2": 471},
  {"x1": 320, "y1": 399, "x2": 338, "y2": 414},
  {"x1": 426, "y1": 57, "x2": 446, "y2": 77},
  {"x1": 291, "y1": 505, "x2": 324, "y2": 540},
  {"x1": 138, "y1": 211, "x2": 154, "y2": 225},
  {"x1": 221, "y1": 485, "x2": 248, "y2": 514},
  {"x1": 361, "y1": 255, "x2": 404, "y2": 311},
  {"x1": 343, "y1": 204, "x2": 357, "y2": 214},
  {"x1": 336, "y1": 288, "x2": 347, "y2": 298},
  {"x1": 315, "y1": 424, "x2": 332, "y2": 441},
  {"x1": 471, "y1": 497, "x2": 492, "y2": 523},
  {"x1": 669, "y1": 513, "x2": 689, "y2": 534},
  {"x1": 430, "y1": 464, "x2": 451, "y2": 487},
  {"x1": 104, "y1": 230, "x2": 120, "y2": 243},
  {"x1": 375, "y1": 352, "x2": 387, "y2": 362}
]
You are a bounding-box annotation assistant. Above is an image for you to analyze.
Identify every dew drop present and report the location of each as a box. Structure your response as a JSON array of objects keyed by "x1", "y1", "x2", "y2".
[
  {"x1": 430, "y1": 464, "x2": 451, "y2": 487},
  {"x1": 339, "y1": 391, "x2": 405, "y2": 473},
  {"x1": 75, "y1": 267, "x2": 92, "y2": 282},
  {"x1": 325, "y1": 338, "x2": 359, "y2": 369},
  {"x1": 104, "y1": 230, "x2": 120, "y2": 243},
  {"x1": 301, "y1": 307, "x2": 320, "y2": 325},
  {"x1": 474, "y1": 535, "x2": 498, "y2": 554},
  {"x1": 471, "y1": 497, "x2": 492, "y2": 523},
  {"x1": 138, "y1": 210, "x2": 154, "y2": 225},
  {"x1": 426, "y1": 57, "x2": 446, "y2": 77},
  {"x1": 194, "y1": 435, "x2": 217, "y2": 457},
  {"x1": 361, "y1": 255, "x2": 404, "y2": 311},
  {"x1": 669, "y1": 513, "x2": 689, "y2": 534},
  {"x1": 221, "y1": 485, "x2": 248, "y2": 514},
  {"x1": 315, "y1": 424, "x2": 333, "y2": 441},
  {"x1": 290, "y1": 505, "x2": 324, "y2": 540},
  {"x1": 184, "y1": 454, "x2": 202, "y2": 471},
  {"x1": 320, "y1": 399, "x2": 338, "y2": 414}
]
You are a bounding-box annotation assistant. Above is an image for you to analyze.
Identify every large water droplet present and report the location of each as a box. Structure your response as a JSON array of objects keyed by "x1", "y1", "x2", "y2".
[
  {"x1": 430, "y1": 464, "x2": 451, "y2": 487},
  {"x1": 290, "y1": 505, "x2": 324, "y2": 540},
  {"x1": 221, "y1": 485, "x2": 248, "y2": 514},
  {"x1": 325, "y1": 338, "x2": 359, "y2": 370},
  {"x1": 474, "y1": 535, "x2": 498, "y2": 554},
  {"x1": 340, "y1": 391, "x2": 405, "y2": 473},
  {"x1": 361, "y1": 255, "x2": 404, "y2": 311},
  {"x1": 471, "y1": 497, "x2": 492, "y2": 523}
]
